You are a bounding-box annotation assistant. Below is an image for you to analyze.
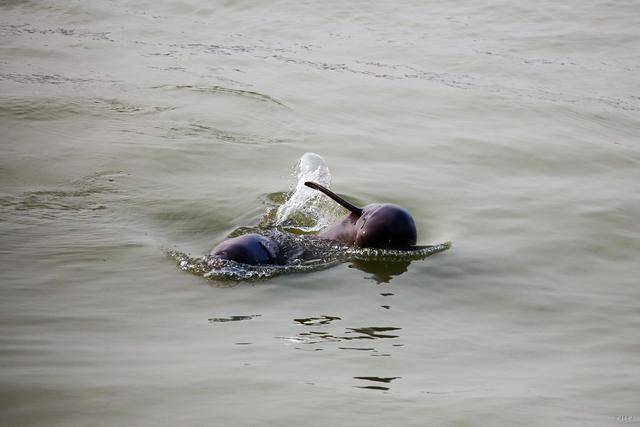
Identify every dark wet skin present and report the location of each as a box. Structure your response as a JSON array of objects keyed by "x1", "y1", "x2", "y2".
[
  {"x1": 210, "y1": 233, "x2": 283, "y2": 265},
  {"x1": 210, "y1": 181, "x2": 419, "y2": 265},
  {"x1": 305, "y1": 182, "x2": 417, "y2": 249}
]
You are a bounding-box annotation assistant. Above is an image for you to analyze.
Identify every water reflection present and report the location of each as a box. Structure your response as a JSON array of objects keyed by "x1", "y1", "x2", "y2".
[
  {"x1": 283, "y1": 313, "x2": 405, "y2": 390},
  {"x1": 348, "y1": 259, "x2": 412, "y2": 283},
  {"x1": 344, "y1": 326, "x2": 401, "y2": 340},
  {"x1": 293, "y1": 315, "x2": 341, "y2": 326},
  {"x1": 354, "y1": 376, "x2": 401, "y2": 391},
  {"x1": 282, "y1": 316, "x2": 402, "y2": 353},
  {"x1": 208, "y1": 315, "x2": 261, "y2": 323},
  {"x1": 284, "y1": 326, "x2": 403, "y2": 345}
]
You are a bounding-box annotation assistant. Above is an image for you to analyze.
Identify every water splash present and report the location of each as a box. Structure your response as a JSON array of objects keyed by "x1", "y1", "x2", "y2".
[{"x1": 274, "y1": 152, "x2": 344, "y2": 232}]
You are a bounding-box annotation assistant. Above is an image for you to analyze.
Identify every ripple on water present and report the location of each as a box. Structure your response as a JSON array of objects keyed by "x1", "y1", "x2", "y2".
[
  {"x1": 208, "y1": 315, "x2": 261, "y2": 323},
  {"x1": 284, "y1": 314, "x2": 403, "y2": 360},
  {"x1": 287, "y1": 326, "x2": 402, "y2": 346},
  {"x1": 294, "y1": 315, "x2": 341, "y2": 326},
  {"x1": 0, "y1": 97, "x2": 173, "y2": 121},
  {"x1": 0, "y1": 171, "x2": 124, "y2": 224},
  {"x1": 353, "y1": 376, "x2": 401, "y2": 391},
  {"x1": 152, "y1": 84, "x2": 288, "y2": 108},
  {"x1": 164, "y1": 122, "x2": 285, "y2": 145}
]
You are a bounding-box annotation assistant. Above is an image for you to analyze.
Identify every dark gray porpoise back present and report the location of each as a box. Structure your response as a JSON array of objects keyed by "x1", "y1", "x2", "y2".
[{"x1": 210, "y1": 233, "x2": 282, "y2": 265}]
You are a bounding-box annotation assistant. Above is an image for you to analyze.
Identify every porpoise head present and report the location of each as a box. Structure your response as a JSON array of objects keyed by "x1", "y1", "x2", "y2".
[{"x1": 210, "y1": 233, "x2": 282, "y2": 265}]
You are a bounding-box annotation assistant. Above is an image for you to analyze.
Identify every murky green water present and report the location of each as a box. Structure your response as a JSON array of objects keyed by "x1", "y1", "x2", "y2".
[{"x1": 1, "y1": 1, "x2": 639, "y2": 425}]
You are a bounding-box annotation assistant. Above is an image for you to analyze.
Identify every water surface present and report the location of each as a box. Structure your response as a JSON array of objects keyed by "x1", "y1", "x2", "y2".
[{"x1": 1, "y1": 0, "x2": 639, "y2": 426}]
